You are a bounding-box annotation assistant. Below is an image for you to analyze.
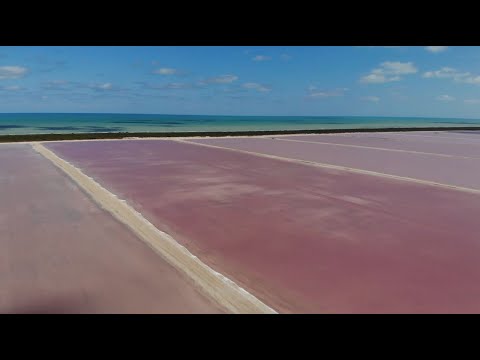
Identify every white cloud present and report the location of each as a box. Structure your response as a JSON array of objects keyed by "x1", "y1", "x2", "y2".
[
  {"x1": 252, "y1": 55, "x2": 271, "y2": 62},
  {"x1": 436, "y1": 94, "x2": 455, "y2": 101},
  {"x1": 163, "y1": 82, "x2": 193, "y2": 89},
  {"x1": 361, "y1": 73, "x2": 400, "y2": 84},
  {"x1": 307, "y1": 87, "x2": 347, "y2": 98},
  {"x1": 463, "y1": 76, "x2": 480, "y2": 84},
  {"x1": 423, "y1": 67, "x2": 461, "y2": 78},
  {"x1": 153, "y1": 67, "x2": 179, "y2": 75},
  {"x1": 88, "y1": 82, "x2": 114, "y2": 91},
  {"x1": 48, "y1": 79, "x2": 69, "y2": 85},
  {"x1": 42, "y1": 80, "x2": 76, "y2": 91},
  {"x1": 361, "y1": 61, "x2": 417, "y2": 83},
  {"x1": 464, "y1": 99, "x2": 480, "y2": 104},
  {"x1": 1, "y1": 85, "x2": 22, "y2": 91},
  {"x1": 98, "y1": 83, "x2": 112, "y2": 90},
  {"x1": 361, "y1": 96, "x2": 380, "y2": 102},
  {"x1": 141, "y1": 81, "x2": 202, "y2": 90},
  {"x1": 0, "y1": 66, "x2": 28, "y2": 80},
  {"x1": 242, "y1": 82, "x2": 271, "y2": 92},
  {"x1": 425, "y1": 46, "x2": 448, "y2": 53},
  {"x1": 423, "y1": 67, "x2": 480, "y2": 84},
  {"x1": 205, "y1": 74, "x2": 238, "y2": 84},
  {"x1": 355, "y1": 46, "x2": 404, "y2": 49},
  {"x1": 380, "y1": 61, "x2": 417, "y2": 75},
  {"x1": 280, "y1": 54, "x2": 292, "y2": 61}
]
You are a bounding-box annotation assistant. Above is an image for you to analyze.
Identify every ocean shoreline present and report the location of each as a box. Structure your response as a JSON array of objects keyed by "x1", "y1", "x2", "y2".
[{"x1": 1, "y1": 126, "x2": 480, "y2": 143}]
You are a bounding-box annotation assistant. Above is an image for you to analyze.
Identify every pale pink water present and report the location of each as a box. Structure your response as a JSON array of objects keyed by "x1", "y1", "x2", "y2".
[
  {"x1": 0, "y1": 144, "x2": 222, "y2": 314},
  {"x1": 47, "y1": 139, "x2": 480, "y2": 313},
  {"x1": 281, "y1": 132, "x2": 480, "y2": 157},
  {"x1": 189, "y1": 137, "x2": 480, "y2": 190}
]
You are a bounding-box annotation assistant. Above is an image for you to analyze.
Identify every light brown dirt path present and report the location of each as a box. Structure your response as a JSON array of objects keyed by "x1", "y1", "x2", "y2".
[{"x1": 32, "y1": 143, "x2": 275, "y2": 314}]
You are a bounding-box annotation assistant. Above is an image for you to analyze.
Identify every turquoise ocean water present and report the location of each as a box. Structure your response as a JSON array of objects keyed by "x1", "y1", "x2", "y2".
[{"x1": 1, "y1": 113, "x2": 480, "y2": 135}]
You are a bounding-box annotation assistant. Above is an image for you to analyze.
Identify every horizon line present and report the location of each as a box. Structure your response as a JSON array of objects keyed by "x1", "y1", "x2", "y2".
[{"x1": 0, "y1": 112, "x2": 479, "y2": 121}]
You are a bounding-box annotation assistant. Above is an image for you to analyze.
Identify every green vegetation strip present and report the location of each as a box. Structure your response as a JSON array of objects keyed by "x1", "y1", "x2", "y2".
[{"x1": 1, "y1": 126, "x2": 480, "y2": 143}]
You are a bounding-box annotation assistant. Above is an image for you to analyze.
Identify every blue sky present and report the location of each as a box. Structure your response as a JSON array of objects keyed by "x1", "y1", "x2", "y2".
[{"x1": 1, "y1": 46, "x2": 480, "y2": 118}]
